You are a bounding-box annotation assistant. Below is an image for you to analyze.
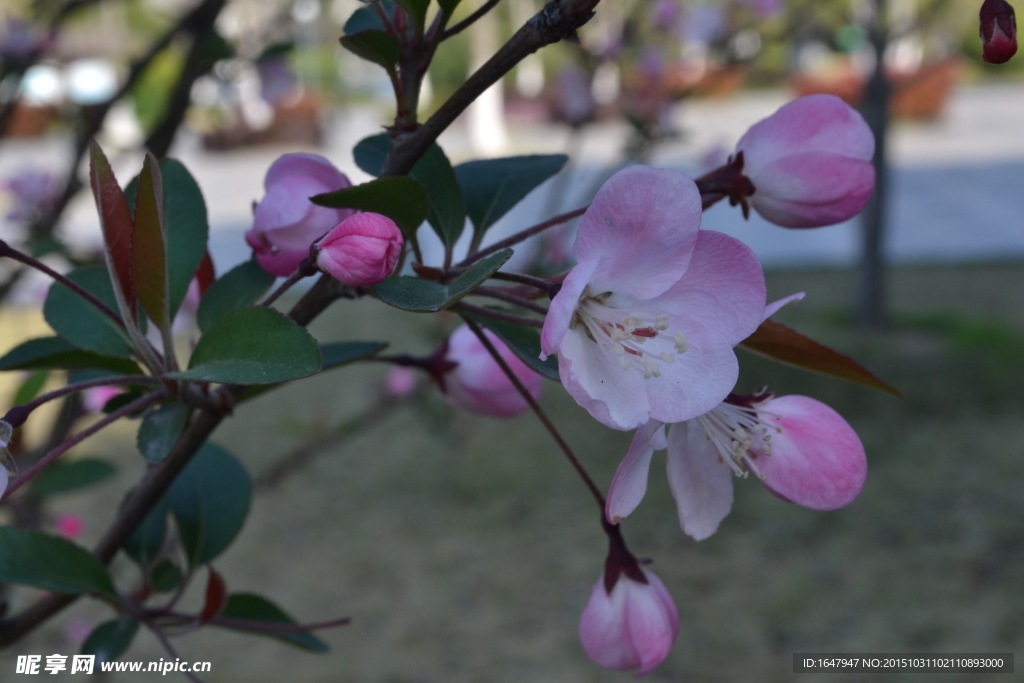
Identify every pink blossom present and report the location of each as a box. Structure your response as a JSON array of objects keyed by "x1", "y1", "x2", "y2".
[
  {"x1": 606, "y1": 391, "x2": 867, "y2": 540},
  {"x1": 540, "y1": 166, "x2": 766, "y2": 431},
  {"x1": 245, "y1": 154, "x2": 354, "y2": 276},
  {"x1": 82, "y1": 386, "x2": 123, "y2": 413},
  {"x1": 385, "y1": 366, "x2": 417, "y2": 398},
  {"x1": 736, "y1": 95, "x2": 875, "y2": 228},
  {"x1": 315, "y1": 212, "x2": 403, "y2": 286},
  {"x1": 55, "y1": 513, "x2": 84, "y2": 540},
  {"x1": 980, "y1": 0, "x2": 1017, "y2": 64},
  {"x1": 579, "y1": 567, "x2": 679, "y2": 676},
  {"x1": 443, "y1": 324, "x2": 543, "y2": 418}
]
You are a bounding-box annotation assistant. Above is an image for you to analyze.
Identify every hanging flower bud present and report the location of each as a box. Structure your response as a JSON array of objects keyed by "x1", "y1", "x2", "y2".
[
  {"x1": 980, "y1": 0, "x2": 1017, "y2": 64},
  {"x1": 315, "y1": 213, "x2": 404, "y2": 286},
  {"x1": 735, "y1": 94, "x2": 875, "y2": 228},
  {"x1": 245, "y1": 154, "x2": 354, "y2": 276},
  {"x1": 442, "y1": 324, "x2": 543, "y2": 418}
]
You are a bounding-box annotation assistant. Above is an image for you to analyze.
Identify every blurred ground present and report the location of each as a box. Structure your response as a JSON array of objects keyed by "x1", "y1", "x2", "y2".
[{"x1": 1, "y1": 261, "x2": 1023, "y2": 682}]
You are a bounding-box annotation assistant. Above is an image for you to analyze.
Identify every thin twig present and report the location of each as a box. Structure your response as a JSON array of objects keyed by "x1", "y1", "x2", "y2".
[
  {"x1": 442, "y1": 0, "x2": 505, "y2": 39},
  {"x1": 462, "y1": 318, "x2": 606, "y2": 509},
  {"x1": 453, "y1": 302, "x2": 543, "y2": 328},
  {"x1": 208, "y1": 615, "x2": 351, "y2": 633},
  {"x1": 3, "y1": 375, "x2": 159, "y2": 428},
  {"x1": 471, "y1": 286, "x2": 549, "y2": 314},
  {"x1": 4, "y1": 391, "x2": 164, "y2": 498},
  {"x1": 487, "y1": 271, "x2": 558, "y2": 295},
  {"x1": 459, "y1": 206, "x2": 587, "y2": 268}
]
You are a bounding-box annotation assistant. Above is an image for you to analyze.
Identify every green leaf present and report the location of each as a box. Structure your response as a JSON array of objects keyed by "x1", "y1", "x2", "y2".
[
  {"x1": 123, "y1": 497, "x2": 167, "y2": 566},
  {"x1": 437, "y1": 0, "x2": 462, "y2": 13},
  {"x1": 311, "y1": 177, "x2": 429, "y2": 237},
  {"x1": 739, "y1": 320, "x2": 901, "y2": 396},
  {"x1": 343, "y1": 3, "x2": 388, "y2": 33},
  {"x1": 168, "y1": 442, "x2": 251, "y2": 568},
  {"x1": 459, "y1": 310, "x2": 559, "y2": 381},
  {"x1": 239, "y1": 341, "x2": 387, "y2": 403},
  {"x1": 126, "y1": 159, "x2": 210, "y2": 319},
  {"x1": 132, "y1": 154, "x2": 170, "y2": 330},
  {"x1": 373, "y1": 249, "x2": 512, "y2": 312},
  {"x1": 136, "y1": 403, "x2": 190, "y2": 464},
  {"x1": 0, "y1": 527, "x2": 115, "y2": 596},
  {"x1": 340, "y1": 30, "x2": 400, "y2": 70},
  {"x1": 455, "y1": 155, "x2": 568, "y2": 239},
  {"x1": 81, "y1": 619, "x2": 138, "y2": 663},
  {"x1": 167, "y1": 308, "x2": 322, "y2": 385},
  {"x1": 43, "y1": 267, "x2": 139, "y2": 358},
  {"x1": 0, "y1": 336, "x2": 143, "y2": 374},
  {"x1": 88, "y1": 141, "x2": 135, "y2": 312},
  {"x1": 353, "y1": 134, "x2": 467, "y2": 248},
  {"x1": 13, "y1": 370, "x2": 49, "y2": 405},
  {"x1": 30, "y1": 458, "x2": 116, "y2": 498},
  {"x1": 394, "y1": 0, "x2": 429, "y2": 26},
  {"x1": 150, "y1": 561, "x2": 182, "y2": 593},
  {"x1": 218, "y1": 593, "x2": 329, "y2": 653},
  {"x1": 196, "y1": 259, "x2": 275, "y2": 333}
]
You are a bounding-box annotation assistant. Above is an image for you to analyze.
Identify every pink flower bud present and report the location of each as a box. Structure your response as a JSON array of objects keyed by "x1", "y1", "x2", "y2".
[
  {"x1": 980, "y1": 0, "x2": 1017, "y2": 64},
  {"x1": 736, "y1": 94, "x2": 875, "y2": 228},
  {"x1": 245, "y1": 154, "x2": 354, "y2": 276},
  {"x1": 315, "y1": 212, "x2": 404, "y2": 286},
  {"x1": 55, "y1": 513, "x2": 84, "y2": 540},
  {"x1": 442, "y1": 325, "x2": 543, "y2": 418},
  {"x1": 385, "y1": 366, "x2": 418, "y2": 398},
  {"x1": 579, "y1": 568, "x2": 679, "y2": 676}
]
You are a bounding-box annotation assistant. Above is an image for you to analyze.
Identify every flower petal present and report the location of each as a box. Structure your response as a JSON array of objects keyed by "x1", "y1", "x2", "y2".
[
  {"x1": 541, "y1": 258, "x2": 599, "y2": 359},
  {"x1": 665, "y1": 421, "x2": 734, "y2": 540},
  {"x1": 756, "y1": 395, "x2": 867, "y2": 510},
  {"x1": 574, "y1": 166, "x2": 701, "y2": 300},
  {"x1": 607, "y1": 421, "x2": 665, "y2": 524},
  {"x1": 579, "y1": 580, "x2": 639, "y2": 671},
  {"x1": 264, "y1": 153, "x2": 350, "y2": 192},
  {"x1": 624, "y1": 572, "x2": 679, "y2": 675},
  {"x1": 762, "y1": 292, "x2": 805, "y2": 322},
  {"x1": 748, "y1": 152, "x2": 875, "y2": 228}
]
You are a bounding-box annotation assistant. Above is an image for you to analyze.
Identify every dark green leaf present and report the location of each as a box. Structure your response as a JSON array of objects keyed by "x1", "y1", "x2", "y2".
[
  {"x1": 123, "y1": 497, "x2": 167, "y2": 566},
  {"x1": 353, "y1": 134, "x2": 467, "y2": 248},
  {"x1": 43, "y1": 267, "x2": 137, "y2": 357},
  {"x1": 167, "y1": 308, "x2": 322, "y2": 385},
  {"x1": 0, "y1": 527, "x2": 115, "y2": 596},
  {"x1": 150, "y1": 561, "x2": 182, "y2": 593},
  {"x1": 311, "y1": 177, "x2": 429, "y2": 237},
  {"x1": 0, "y1": 336, "x2": 143, "y2": 374},
  {"x1": 88, "y1": 141, "x2": 135, "y2": 311},
  {"x1": 81, "y1": 619, "x2": 138, "y2": 663},
  {"x1": 168, "y1": 442, "x2": 251, "y2": 567},
  {"x1": 340, "y1": 30, "x2": 400, "y2": 70},
  {"x1": 196, "y1": 259, "x2": 275, "y2": 333},
  {"x1": 373, "y1": 249, "x2": 512, "y2": 312},
  {"x1": 126, "y1": 159, "x2": 210, "y2": 319},
  {"x1": 459, "y1": 310, "x2": 559, "y2": 381},
  {"x1": 30, "y1": 458, "x2": 116, "y2": 498},
  {"x1": 437, "y1": 0, "x2": 462, "y2": 13},
  {"x1": 218, "y1": 593, "x2": 329, "y2": 653},
  {"x1": 102, "y1": 388, "x2": 144, "y2": 415},
  {"x1": 454, "y1": 155, "x2": 568, "y2": 238},
  {"x1": 394, "y1": 0, "x2": 429, "y2": 25},
  {"x1": 13, "y1": 370, "x2": 48, "y2": 405},
  {"x1": 132, "y1": 154, "x2": 170, "y2": 330},
  {"x1": 239, "y1": 341, "x2": 387, "y2": 402},
  {"x1": 136, "y1": 403, "x2": 190, "y2": 464},
  {"x1": 343, "y1": 3, "x2": 389, "y2": 33}
]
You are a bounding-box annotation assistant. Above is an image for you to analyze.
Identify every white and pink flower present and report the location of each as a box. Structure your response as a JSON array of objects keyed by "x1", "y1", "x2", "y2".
[
  {"x1": 540, "y1": 165, "x2": 766, "y2": 431},
  {"x1": 606, "y1": 390, "x2": 867, "y2": 540},
  {"x1": 736, "y1": 94, "x2": 875, "y2": 228},
  {"x1": 245, "y1": 154, "x2": 354, "y2": 277}
]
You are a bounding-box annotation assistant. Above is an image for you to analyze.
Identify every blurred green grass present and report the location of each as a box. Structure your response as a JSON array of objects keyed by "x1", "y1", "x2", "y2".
[{"x1": 2, "y1": 263, "x2": 1023, "y2": 682}]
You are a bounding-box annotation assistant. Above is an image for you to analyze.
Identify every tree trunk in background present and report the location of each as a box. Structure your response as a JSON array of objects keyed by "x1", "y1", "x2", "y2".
[{"x1": 858, "y1": 0, "x2": 890, "y2": 328}]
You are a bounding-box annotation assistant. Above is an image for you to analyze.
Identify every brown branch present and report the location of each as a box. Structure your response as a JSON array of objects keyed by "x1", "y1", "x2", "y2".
[
  {"x1": 441, "y1": 0, "x2": 505, "y2": 39},
  {"x1": 458, "y1": 206, "x2": 588, "y2": 268}
]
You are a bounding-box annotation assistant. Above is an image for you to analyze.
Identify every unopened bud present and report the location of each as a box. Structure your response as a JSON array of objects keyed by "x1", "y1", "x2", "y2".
[
  {"x1": 980, "y1": 0, "x2": 1017, "y2": 64},
  {"x1": 315, "y1": 213, "x2": 404, "y2": 286}
]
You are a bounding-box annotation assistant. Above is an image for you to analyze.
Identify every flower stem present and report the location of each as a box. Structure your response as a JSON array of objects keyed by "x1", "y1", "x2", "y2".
[
  {"x1": 487, "y1": 271, "x2": 560, "y2": 296},
  {"x1": 462, "y1": 317, "x2": 606, "y2": 510},
  {"x1": 453, "y1": 302, "x2": 543, "y2": 328},
  {"x1": 2, "y1": 375, "x2": 160, "y2": 428},
  {"x1": 458, "y1": 206, "x2": 587, "y2": 268},
  {"x1": 4, "y1": 391, "x2": 165, "y2": 498},
  {"x1": 471, "y1": 286, "x2": 549, "y2": 314}
]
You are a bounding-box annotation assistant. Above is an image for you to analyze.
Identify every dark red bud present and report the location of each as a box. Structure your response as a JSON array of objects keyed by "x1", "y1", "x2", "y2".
[{"x1": 980, "y1": 0, "x2": 1018, "y2": 64}]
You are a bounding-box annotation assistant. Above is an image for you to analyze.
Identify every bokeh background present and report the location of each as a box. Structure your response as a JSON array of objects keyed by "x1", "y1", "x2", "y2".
[{"x1": 1, "y1": 0, "x2": 1022, "y2": 680}]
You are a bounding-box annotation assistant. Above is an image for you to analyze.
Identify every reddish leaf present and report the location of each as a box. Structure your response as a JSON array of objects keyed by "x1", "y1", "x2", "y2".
[
  {"x1": 88, "y1": 140, "x2": 135, "y2": 314},
  {"x1": 199, "y1": 567, "x2": 227, "y2": 625},
  {"x1": 739, "y1": 320, "x2": 901, "y2": 396},
  {"x1": 196, "y1": 251, "x2": 216, "y2": 297},
  {"x1": 132, "y1": 154, "x2": 170, "y2": 330}
]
